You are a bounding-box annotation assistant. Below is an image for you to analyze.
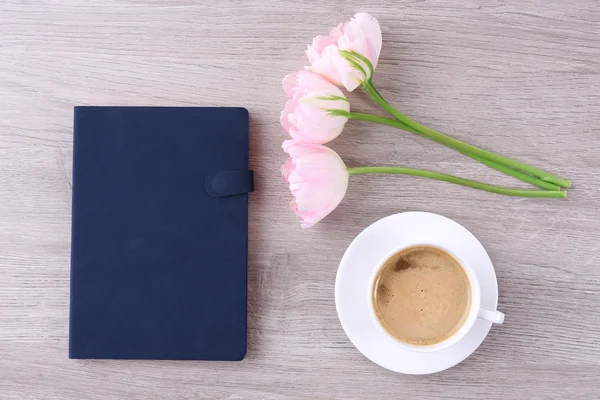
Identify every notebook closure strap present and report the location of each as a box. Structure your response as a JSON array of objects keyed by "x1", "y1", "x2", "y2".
[{"x1": 205, "y1": 170, "x2": 254, "y2": 197}]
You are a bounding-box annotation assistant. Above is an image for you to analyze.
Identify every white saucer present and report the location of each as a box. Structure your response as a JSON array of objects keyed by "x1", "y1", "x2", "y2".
[{"x1": 334, "y1": 212, "x2": 499, "y2": 375}]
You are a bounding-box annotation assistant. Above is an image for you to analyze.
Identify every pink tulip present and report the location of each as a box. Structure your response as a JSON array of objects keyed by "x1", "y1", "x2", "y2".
[
  {"x1": 306, "y1": 12, "x2": 382, "y2": 92},
  {"x1": 282, "y1": 141, "x2": 349, "y2": 228},
  {"x1": 281, "y1": 70, "x2": 350, "y2": 144}
]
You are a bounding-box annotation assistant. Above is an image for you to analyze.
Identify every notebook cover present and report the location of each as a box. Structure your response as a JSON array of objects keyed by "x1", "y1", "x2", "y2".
[{"x1": 69, "y1": 106, "x2": 250, "y2": 360}]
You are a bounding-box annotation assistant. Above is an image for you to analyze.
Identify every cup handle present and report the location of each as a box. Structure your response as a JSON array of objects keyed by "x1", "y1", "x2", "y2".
[{"x1": 478, "y1": 307, "x2": 505, "y2": 324}]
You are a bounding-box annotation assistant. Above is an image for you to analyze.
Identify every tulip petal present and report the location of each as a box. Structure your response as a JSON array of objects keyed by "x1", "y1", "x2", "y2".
[
  {"x1": 280, "y1": 70, "x2": 349, "y2": 144},
  {"x1": 281, "y1": 142, "x2": 349, "y2": 227},
  {"x1": 282, "y1": 72, "x2": 299, "y2": 97},
  {"x1": 305, "y1": 12, "x2": 382, "y2": 91}
]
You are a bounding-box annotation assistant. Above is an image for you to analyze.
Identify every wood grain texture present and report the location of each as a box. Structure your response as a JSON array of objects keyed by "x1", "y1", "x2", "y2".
[{"x1": 1, "y1": 0, "x2": 599, "y2": 398}]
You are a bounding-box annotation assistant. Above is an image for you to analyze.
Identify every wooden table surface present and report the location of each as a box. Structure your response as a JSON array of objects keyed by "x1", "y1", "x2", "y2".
[{"x1": 1, "y1": 1, "x2": 599, "y2": 399}]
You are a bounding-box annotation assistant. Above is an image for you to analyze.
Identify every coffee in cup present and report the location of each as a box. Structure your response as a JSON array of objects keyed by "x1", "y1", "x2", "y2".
[{"x1": 372, "y1": 245, "x2": 471, "y2": 346}]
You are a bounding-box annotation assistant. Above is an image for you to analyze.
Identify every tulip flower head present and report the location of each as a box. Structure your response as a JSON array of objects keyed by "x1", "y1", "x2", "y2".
[
  {"x1": 306, "y1": 12, "x2": 382, "y2": 91},
  {"x1": 281, "y1": 141, "x2": 349, "y2": 228},
  {"x1": 281, "y1": 70, "x2": 350, "y2": 144}
]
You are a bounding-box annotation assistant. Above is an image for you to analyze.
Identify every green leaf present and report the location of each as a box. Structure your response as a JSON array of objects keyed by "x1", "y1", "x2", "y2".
[
  {"x1": 326, "y1": 109, "x2": 351, "y2": 117},
  {"x1": 338, "y1": 50, "x2": 367, "y2": 81},
  {"x1": 346, "y1": 51, "x2": 374, "y2": 78},
  {"x1": 338, "y1": 49, "x2": 374, "y2": 80},
  {"x1": 314, "y1": 95, "x2": 349, "y2": 102}
]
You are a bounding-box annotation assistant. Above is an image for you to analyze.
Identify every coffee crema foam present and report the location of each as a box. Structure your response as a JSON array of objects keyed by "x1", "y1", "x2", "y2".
[{"x1": 372, "y1": 246, "x2": 471, "y2": 346}]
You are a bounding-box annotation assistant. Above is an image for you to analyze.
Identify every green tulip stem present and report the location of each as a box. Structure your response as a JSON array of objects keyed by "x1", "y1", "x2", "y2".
[
  {"x1": 345, "y1": 111, "x2": 561, "y2": 191},
  {"x1": 347, "y1": 166, "x2": 566, "y2": 198},
  {"x1": 360, "y1": 79, "x2": 571, "y2": 188}
]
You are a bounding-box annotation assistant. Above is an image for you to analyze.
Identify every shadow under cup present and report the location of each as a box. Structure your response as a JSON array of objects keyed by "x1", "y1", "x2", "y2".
[{"x1": 368, "y1": 245, "x2": 482, "y2": 353}]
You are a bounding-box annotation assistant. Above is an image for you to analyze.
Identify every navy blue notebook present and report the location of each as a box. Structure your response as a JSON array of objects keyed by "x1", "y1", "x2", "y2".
[{"x1": 69, "y1": 106, "x2": 252, "y2": 360}]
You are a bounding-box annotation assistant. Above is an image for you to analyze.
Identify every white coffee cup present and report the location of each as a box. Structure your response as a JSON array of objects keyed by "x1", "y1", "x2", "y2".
[{"x1": 367, "y1": 243, "x2": 504, "y2": 353}]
